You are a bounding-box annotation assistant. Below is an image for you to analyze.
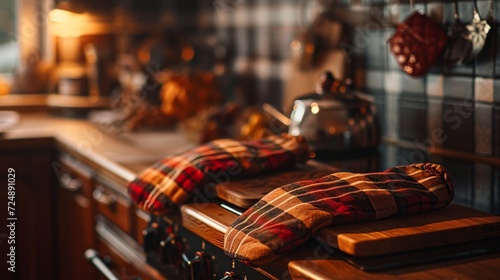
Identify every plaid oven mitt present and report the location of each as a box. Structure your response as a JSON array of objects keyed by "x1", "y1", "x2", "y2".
[
  {"x1": 224, "y1": 163, "x2": 454, "y2": 266},
  {"x1": 128, "y1": 134, "x2": 310, "y2": 213}
]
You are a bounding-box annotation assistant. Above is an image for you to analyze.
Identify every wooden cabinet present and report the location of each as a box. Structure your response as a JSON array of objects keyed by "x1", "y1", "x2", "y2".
[
  {"x1": 53, "y1": 153, "x2": 158, "y2": 280},
  {"x1": 0, "y1": 137, "x2": 140, "y2": 280},
  {"x1": 0, "y1": 138, "x2": 57, "y2": 280},
  {"x1": 54, "y1": 155, "x2": 98, "y2": 280}
]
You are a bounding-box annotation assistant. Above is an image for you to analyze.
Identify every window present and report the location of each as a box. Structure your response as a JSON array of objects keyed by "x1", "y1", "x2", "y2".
[{"x1": 0, "y1": 0, "x2": 18, "y2": 74}]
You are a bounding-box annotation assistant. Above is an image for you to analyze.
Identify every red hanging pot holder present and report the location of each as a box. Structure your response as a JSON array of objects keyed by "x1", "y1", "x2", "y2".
[{"x1": 388, "y1": 11, "x2": 447, "y2": 77}]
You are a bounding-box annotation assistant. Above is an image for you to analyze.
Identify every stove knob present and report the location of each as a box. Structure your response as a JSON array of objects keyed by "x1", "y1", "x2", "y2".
[
  {"x1": 142, "y1": 227, "x2": 156, "y2": 253},
  {"x1": 142, "y1": 222, "x2": 167, "y2": 254},
  {"x1": 220, "y1": 271, "x2": 241, "y2": 280},
  {"x1": 160, "y1": 233, "x2": 185, "y2": 267},
  {"x1": 187, "y1": 251, "x2": 213, "y2": 280}
]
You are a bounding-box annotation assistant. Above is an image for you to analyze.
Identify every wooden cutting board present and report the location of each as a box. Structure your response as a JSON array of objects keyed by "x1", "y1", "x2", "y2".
[
  {"x1": 315, "y1": 203, "x2": 500, "y2": 257},
  {"x1": 216, "y1": 167, "x2": 335, "y2": 209},
  {"x1": 216, "y1": 167, "x2": 500, "y2": 258}
]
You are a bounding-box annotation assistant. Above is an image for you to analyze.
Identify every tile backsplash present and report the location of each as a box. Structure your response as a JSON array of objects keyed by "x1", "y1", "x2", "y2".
[{"x1": 204, "y1": 0, "x2": 500, "y2": 159}]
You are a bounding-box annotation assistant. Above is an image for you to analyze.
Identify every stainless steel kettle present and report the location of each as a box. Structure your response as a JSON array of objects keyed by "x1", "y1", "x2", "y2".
[{"x1": 266, "y1": 72, "x2": 380, "y2": 154}]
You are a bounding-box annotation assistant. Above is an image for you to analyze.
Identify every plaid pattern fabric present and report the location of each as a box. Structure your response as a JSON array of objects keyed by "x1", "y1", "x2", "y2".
[
  {"x1": 128, "y1": 134, "x2": 310, "y2": 213},
  {"x1": 224, "y1": 162, "x2": 454, "y2": 266}
]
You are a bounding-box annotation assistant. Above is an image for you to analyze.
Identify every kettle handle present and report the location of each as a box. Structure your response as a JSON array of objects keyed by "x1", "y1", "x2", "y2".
[{"x1": 263, "y1": 103, "x2": 291, "y2": 127}]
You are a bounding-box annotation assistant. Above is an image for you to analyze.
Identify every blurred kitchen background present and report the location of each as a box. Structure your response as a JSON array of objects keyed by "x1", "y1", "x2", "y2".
[{"x1": 0, "y1": 0, "x2": 499, "y2": 214}]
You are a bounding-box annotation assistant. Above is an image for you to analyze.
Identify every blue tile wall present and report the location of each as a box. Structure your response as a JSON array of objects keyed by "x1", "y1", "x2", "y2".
[
  {"x1": 473, "y1": 163, "x2": 493, "y2": 213},
  {"x1": 442, "y1": 158, "x2": 473, "y2": 207},
  {"x1": 206, "y1": 0, "x2": 499, "y2": 159},
  {"x1": 494, "y1": 80, "x2": 500, "y2": 103},
  {"x1": 442, "y1": 98, "x2": 475, "y2": 152},
  {"x1": 443, "y1": 77, "x2": 474, "y2": 100},
  {"x1": 494, "y1": 105, "x2": 500, "y2": 156},
  {"x1": 494, "y1": 167, "x2": 500, "y2": 215},
  {"x1": 496, "y1": 27, "x2": 500, "y2": 76},
  {"x1": 398, "y1": 93, "x2": 428, "y2": 141}
]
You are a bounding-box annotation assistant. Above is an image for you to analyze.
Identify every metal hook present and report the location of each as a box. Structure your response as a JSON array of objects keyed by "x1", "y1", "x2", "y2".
[{"x1": 453, "y1": 0, "x2": 460, "y2": 22}]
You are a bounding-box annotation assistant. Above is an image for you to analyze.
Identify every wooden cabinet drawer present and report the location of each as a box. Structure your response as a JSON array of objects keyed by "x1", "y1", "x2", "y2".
[
  {"x1": 93, "y1": 178, "x2": 134, "y2": 236},
  {"x1": 57, "y1": 156, "x2": 94, "y2": 200},
  {"x1": 56, "y1": 155, "x2": 98, "y2": 280},
  {"x1": 95, "y1": 219, "x2": 165, "y2": 280}
]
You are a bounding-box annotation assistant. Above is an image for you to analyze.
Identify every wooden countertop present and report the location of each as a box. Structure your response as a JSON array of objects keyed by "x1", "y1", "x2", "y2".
[
  {"x1": 288, "y1": 253, "x2": 500, "y2": 280},
  {"x1": 0, "y1": 112, "x2": 196, "y2": 187}
]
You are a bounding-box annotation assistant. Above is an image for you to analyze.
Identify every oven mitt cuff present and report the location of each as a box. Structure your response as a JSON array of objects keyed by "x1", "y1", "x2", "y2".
[
  {"x1": 224, "y1": 163, "x2": 454, "y2": 266},
  {"x1": 128, "y1": 134, "x2": 310, "y2": 214}
]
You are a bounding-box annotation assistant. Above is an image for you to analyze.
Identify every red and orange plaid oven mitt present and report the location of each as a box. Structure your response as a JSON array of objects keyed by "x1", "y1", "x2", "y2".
[
  {"x1": 128, "y1": 134, "x2": 310, "y2": 214},
  {"x1": 224, "y1": 163, "x2": 454, "y2": 266}
]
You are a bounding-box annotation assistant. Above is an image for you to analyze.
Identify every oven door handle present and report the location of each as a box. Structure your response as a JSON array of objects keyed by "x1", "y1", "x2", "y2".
[{"x1": 85, "y1": 249, "x2": 119, "y2": 280}]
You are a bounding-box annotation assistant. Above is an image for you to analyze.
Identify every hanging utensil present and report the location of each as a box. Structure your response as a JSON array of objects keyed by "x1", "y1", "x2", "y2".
[
  {"x1": 388, "y1": 10, "x2": 447, "y2": 77},
  {"x1": 289, "y1": 0, "x2": 319, "y2": 70},
  {"x1": 443, "y1": 0, "x2": 473, "y2": 66},
  {"x1": 463, "y1": 0, "x2": 491, "y2": 63},
  {"x1": 291, "y1": 0, "x2": 344, "y2": 70}
]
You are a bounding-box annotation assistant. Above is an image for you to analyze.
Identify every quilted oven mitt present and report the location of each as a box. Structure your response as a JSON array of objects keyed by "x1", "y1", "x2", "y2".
[
  {"x1": 388, "y1": 11, "x2": 447, "y2": 77},
  {"x1": 224, "y1": 163, "x2": 454, "y2": 266},
  {"x1": 128, "y1": 134, "x2": 310, "y2": 214}
]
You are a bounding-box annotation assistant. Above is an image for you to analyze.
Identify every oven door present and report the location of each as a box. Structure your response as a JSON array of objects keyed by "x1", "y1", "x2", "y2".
[{"x1": 86, "y1": 217, "x2": 166, "y2": 280}]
